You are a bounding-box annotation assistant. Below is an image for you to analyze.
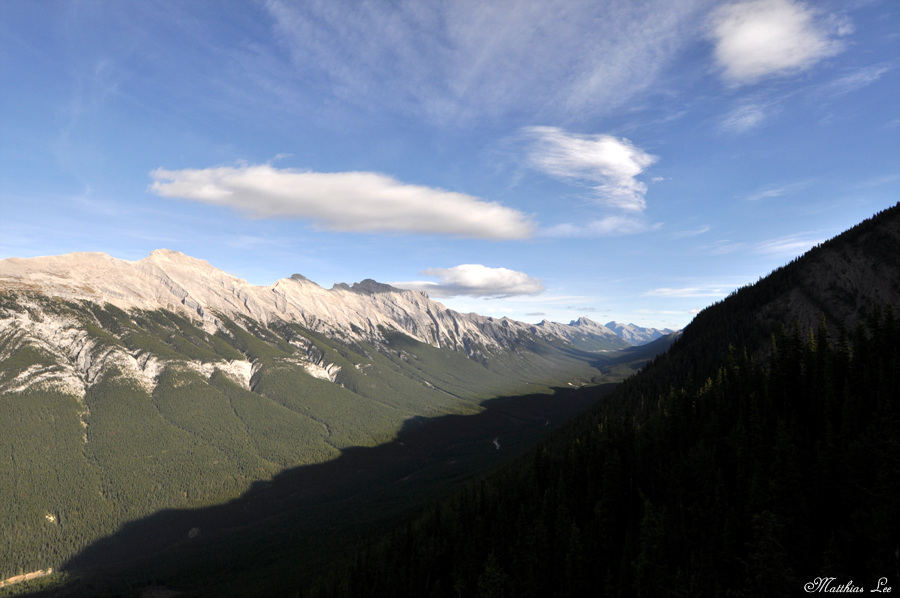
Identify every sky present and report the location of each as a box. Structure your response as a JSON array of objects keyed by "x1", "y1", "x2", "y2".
[{"x1": 1, "y1": 0, "x2": 898, "y2": 330}]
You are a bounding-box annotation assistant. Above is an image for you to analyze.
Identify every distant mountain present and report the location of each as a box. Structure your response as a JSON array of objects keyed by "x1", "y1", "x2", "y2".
[
  {"x1": 532, "y1": 317, "x2": 627, "y2": 351},
  {"x1": 19, "y1": 205, "x2": 896, "y2": 598},
  {"x1": 12, "y1": 203, "x2": 899, "y2": 596},
  {"x1": 604, "y1": 320, "x2": 675, "y2": 344},
  {"x1": 0, "y1": 249, "x2": 676, "y2": 585},
  {"x1": 532, "y1": 317, "x2": 673, "y2": 352}
]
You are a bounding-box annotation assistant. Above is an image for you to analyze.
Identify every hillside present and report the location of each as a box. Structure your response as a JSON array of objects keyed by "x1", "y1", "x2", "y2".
[
  {"x1": 0, "y1": 252, "x2": 675, "y2": 592},
  {"x1": 302, "y1": 204, "x2": 900, "y2": 596},
  {"x1": 670, "y1": 201, "x2": 900, "y2": 380}
]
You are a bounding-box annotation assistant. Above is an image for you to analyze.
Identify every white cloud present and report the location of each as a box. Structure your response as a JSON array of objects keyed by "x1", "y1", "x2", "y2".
[
  {"x1": 709, "y1": 0, "x2": 847, "y2": 86},
  {"x1": 149, "y1": 164, "x2": 534, "y2": 239},
  {"x1": 527, "y1": 126, "x2": 657, "y2": 212},
  {"x1": 393, "y1": 264, "x2": 545, "y2": 298}
]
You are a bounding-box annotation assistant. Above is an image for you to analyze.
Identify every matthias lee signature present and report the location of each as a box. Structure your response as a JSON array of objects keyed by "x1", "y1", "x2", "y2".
[{"x1": 804, "y1": 577, "x2": 892, "y2": 593}]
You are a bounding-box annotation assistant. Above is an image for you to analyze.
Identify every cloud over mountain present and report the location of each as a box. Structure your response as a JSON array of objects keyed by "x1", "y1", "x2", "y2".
[
  {"x1": 149, "y1": 164, "x2": 534, "y2": 239},
  {"x1": 393, "y1": 264, "x2": 545, "y2": 298}
]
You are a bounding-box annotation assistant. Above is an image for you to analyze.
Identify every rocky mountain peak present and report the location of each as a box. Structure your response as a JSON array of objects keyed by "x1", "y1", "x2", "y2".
[
  {"x1": 146, "y1": 248, "x2": 189, "y2": 261},
  {"x1": 569, "y1": 316, "x2": 600, "y2": 327}
]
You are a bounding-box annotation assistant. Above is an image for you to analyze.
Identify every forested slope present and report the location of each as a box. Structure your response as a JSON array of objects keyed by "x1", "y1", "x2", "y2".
[
  {"x1": 0, "y1": 294, "x2": 617, "y2": 585},
  {"x1": 656, "y1": 201, "x2": 900, "y2": 390},
  {"x1": 312, "y1": 306, "x2": 898, "y2": 597},
  {"x1": 307, "y1": 204, "x2": 900, "y2": 597}
]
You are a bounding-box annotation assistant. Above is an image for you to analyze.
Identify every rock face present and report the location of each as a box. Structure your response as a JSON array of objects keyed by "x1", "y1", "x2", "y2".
[{"x1": 0, "y1": 249, "x2": 657, "y2": 355}]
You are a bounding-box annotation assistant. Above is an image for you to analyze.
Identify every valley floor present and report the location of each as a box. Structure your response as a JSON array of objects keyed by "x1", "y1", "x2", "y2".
[{"x1": 15, "y1": 383, "x2": 620, "y2": 597}]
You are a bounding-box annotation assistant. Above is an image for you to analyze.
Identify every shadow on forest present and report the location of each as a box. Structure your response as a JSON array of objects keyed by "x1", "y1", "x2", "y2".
[{"x1": 29, "y1": 381, "x2": 621, "y2": 597}]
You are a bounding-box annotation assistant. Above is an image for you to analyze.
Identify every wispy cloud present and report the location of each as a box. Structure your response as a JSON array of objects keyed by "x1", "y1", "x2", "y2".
[
  {"x1": 393, "y1": 264, "x2": 545, "y2": 298},
  {"x1": 745, "y1": 179, "x2": 813, "y2": 201},
  {"x1": 526, "y1": 126, "x2": 658, "y2": 213},
  {"x1": 525, "y1": 126, "x2": 659, "y2": 236},
  {"x1": 851, "y1": 174, "x2": 900, "y2": 189},
  {"x1": 821, "y1": 64, "x2": 894, "y2": 97},
  {"x1": 755, "y1": 233, "x2": 823, "y2": 256},
  {"x1": 264, "y1": 0, "x2": 706, "y2": 123},
  {"x1": 644, "y1": 285, "x2": 734, "y2": 298},
  {"x1": 700, "y1": 232, "x2": 823, "y2": 258},
  {"x1": 149, "y1": 164, "x2": 534, "y2": 239},
  {"x1": 708, "y1": 0, "x2": 849, "y2": 86},
  {"x1": 701, "y1": 239, "x2": 745, "y2": 255},
  {"x1": 721, "y1": 101, "x2": 772, "y2": 132},
  {"x1": 671, "y1": 225, "x2": 711, "y2": 239},
  {"x1": 542, "y1": 215, "x2": 657, "y2": 238}
]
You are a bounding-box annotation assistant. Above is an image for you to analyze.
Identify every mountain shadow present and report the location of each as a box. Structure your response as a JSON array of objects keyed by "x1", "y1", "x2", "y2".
[
  {"x1": 20, "y1": 381, "x2": 623, "y2": 597},
  {"x1": 308, "y1": 301, "x2": 899, "y2": 598}
]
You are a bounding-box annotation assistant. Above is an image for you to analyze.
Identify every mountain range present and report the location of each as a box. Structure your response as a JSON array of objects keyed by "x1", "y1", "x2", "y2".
[
  {"x1": 0, "y1": 248, "x2": 673, "y2": 411},
  {"x1": 0, "y1": 249, "x2": 675, "y2": 589},
  {"x1": 0, "y1": 248, "x2": 667, "y2": 375}
]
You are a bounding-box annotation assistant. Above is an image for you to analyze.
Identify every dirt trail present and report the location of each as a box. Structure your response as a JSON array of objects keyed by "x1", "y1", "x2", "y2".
[{"x1": 0, "y1": 567, "x2": 53, "y2": 588}]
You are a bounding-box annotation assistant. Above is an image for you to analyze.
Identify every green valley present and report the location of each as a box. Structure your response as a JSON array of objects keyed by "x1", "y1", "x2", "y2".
[{"x1": 0, "y1": 285, "x2": 665, "y2": 593}]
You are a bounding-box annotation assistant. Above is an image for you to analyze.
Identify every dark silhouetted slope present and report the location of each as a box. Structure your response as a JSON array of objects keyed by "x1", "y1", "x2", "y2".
[{"x1": 304, "y1": 203, "x2": 900, "y2": 597}]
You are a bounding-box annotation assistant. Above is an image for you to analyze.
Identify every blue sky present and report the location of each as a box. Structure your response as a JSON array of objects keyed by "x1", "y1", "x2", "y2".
[{"x1": 1, "y1": 0, "x2": 897, "y2": 329}]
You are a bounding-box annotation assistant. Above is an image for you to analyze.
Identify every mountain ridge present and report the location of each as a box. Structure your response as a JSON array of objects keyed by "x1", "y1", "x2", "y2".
[{"x1": 0, "y1": 249, "x2": 671, "y2": 354}]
